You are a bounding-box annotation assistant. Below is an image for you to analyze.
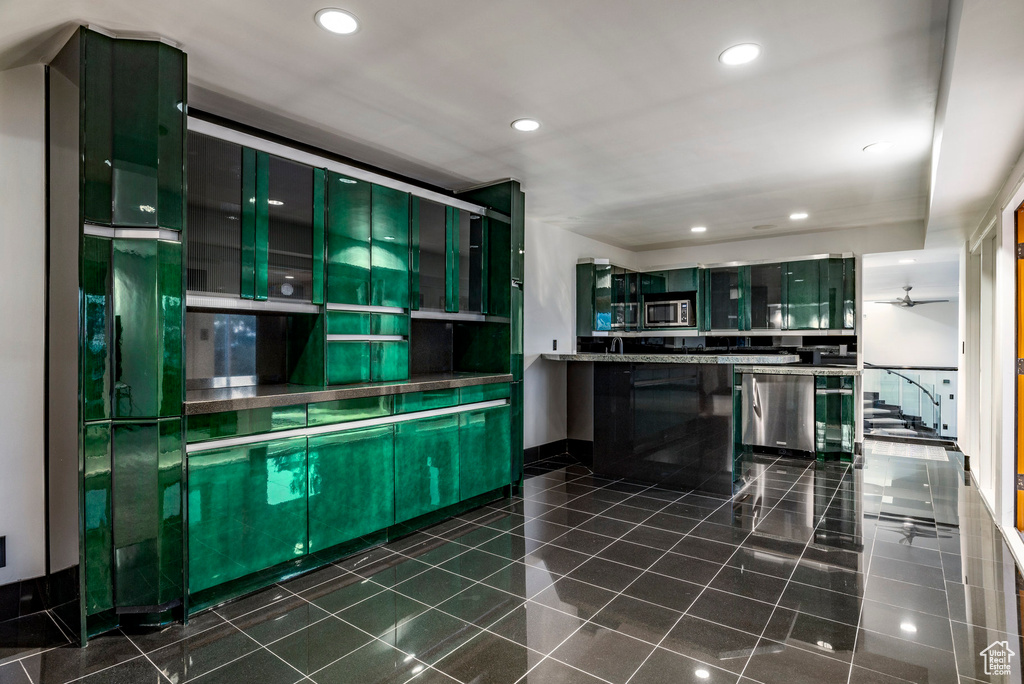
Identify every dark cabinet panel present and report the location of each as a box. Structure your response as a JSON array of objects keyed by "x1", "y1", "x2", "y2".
[
  {"x1": 785, "y1": 260, "x2": 822, "y2": 330},
  {"x1": 187, "y1": 436, "x2": 308, "y2": 593},
  {"x1": 415, "y1": 198, "x2": 447, "y2": 311},
  {"x1": 370, "y1": 184, "x2": 410, "y2": 308},
  {"x1": 459, "y1": 406, "x2": 511, "y2": 500},
  {"x1": 707, "y1": 267, "x2": 739, "y2": 330},
  {"x1": 267, "y1": 155, "x2": 314, "y2": 302},
  {"x1": 111, "y1": 419, "x2": 182, "y2": 609},
  {"x1": 308, "y1": 425, "x2": 395, "y2": 552},
  {"x1": 458, "y1": 211, "x2": 487, "y2": 313},
  {"x1": 749, "y1": 263, "x2": 783, "y2": 330},
  {"x1": 186, "y1": 132, "x2": 242, "y2": 295},
  {"x1": 326, "y1": 173, "x2": 371, "y2": 306},
  {"x1": 394, "y1": 415, "x2": 460, "y2": 522},
  {"x1": 83, "y1": 236, "x2": 111, "y2": 421},
  {"x1": 186, "y1": 405, "x2": 306, "y2": 444}
]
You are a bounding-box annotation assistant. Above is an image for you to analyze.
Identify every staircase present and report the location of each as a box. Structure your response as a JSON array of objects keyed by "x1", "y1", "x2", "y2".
[{"x1": 863, "y1": 392, "x2": 939, "y2": 439}]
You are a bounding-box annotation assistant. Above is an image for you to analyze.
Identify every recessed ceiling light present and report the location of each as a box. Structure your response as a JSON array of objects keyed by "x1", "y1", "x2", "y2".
[
  {"x1": 268, "y1": 199, "x2": 284, "y2": 206},
  {"x1": 899, "y1": 258, "x2": 916, "y2": 264},
  {"x1": 789, "y1": 212, "x2": 809, "y2": 220},
  {"x1": 719, "y1": 43, "x2": 761, "y2": 66},
  {"x1": 691, "y1": 226, "x2": 707, "y2": 233},
  {"x1": 315, "y1": 8, "x2": 359, "y2": 35},
  {"x1": 863, "y1": 141, "x2": 895, "y2": 154},
  {"x1": 511, "y1": 118, "x2": 541, "y2": 132}
]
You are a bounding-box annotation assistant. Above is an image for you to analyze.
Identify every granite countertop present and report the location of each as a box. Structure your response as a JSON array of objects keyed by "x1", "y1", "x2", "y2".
[
  {"x1": 735, "y1": 365, "x2": 861, "y2": 376},
  {"x1": 185, "y1": 372, "x2": 514, "y2": 415},
  {"x1": 541, "y1": 353, "x2": 801, "y2": 365}
]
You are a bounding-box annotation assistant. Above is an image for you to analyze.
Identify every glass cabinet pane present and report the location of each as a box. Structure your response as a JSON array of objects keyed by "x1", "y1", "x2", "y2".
[
  {"x1": 708, "y1": 267, "x2": 739, "y2": 330},
  {"x1": 611, "y1": 268, "x2": 639, "y2": 331},
  {"x1": 417, "y1": 199, "x2": 447, "y2": 310},
  {"x1": 267, "y1": 155, "x2": 313, "y2": 302},
  {"x1": 459, "y1": 211, "x2": 486, "y2": 313},
  {"x1": 186, "y1": 132, "x2": 242, "y2": 295},
  {"x1": 749, "y1": 263, "x2": 782, "y2": 329}
]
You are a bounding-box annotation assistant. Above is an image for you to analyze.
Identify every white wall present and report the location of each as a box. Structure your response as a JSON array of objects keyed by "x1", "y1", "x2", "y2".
[
  {"x1": 861, "y1": 300, "x2": 959, "y2": 367},
  {"x1": 0, "y1": 64, "x2": 47, "y2": 583},
  {"x1": 523, "y1": 218, "x2": 636, "y2": 449}
]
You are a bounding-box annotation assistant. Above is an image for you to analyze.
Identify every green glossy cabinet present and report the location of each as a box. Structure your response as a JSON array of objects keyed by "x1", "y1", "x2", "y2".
[
  {"x1": 394, "y1": 415, "x2": 460, "y2": 523},
  {"x1": 83, "y1": 424, "x2": 113, "y2": 615},
  {"x1": 186, "y1": 405, "x2": 306, "y2": 443},
  {"x1": 327, "y1": 341, "x2": 371, "y2": 385},
  {"x1": 459, "y1": 406, "x2": 511, "y2": 500},
  {"x1": 188, "y1": 436, "x2": 308, "y2": 593},
  {"x1": 326, "y1": 173, "x2": 371, "y2": 305},
  {"x1": 371, "y1": 184, "x2": 410, "y2": 308},
  {"x1": 308, "y1": 425, "x2": 395, "y2": 552},
  {"x1": 784, "y1": 257, "x2": 855, "y2": 331},
  {"x1": 83, "y1": 237, "x2": 111, "y2": 421},
  {"x1": 815, "y1": 375, "x2": 855, "y2": 459},
  {"x1": 576, "y1": 262, "x2": 613, "y2": 334},
  {"x1": 371, "y1": 341, "x2": 409, "y2": 382}
]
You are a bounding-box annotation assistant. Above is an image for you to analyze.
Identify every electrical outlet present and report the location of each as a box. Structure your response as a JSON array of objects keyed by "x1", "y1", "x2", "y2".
[
  {"x1": 950, "y1": 394, "x2": 954, "y2": 400},
  {"x1": 943, "y1": 424, "x2": 948, "y2": 430},
  {"x1": 552, "y1": 339, "x2": 557, "y2": 351},
  {"x1": 0, "y1": 536, "x2": 5, "y2": 568}
]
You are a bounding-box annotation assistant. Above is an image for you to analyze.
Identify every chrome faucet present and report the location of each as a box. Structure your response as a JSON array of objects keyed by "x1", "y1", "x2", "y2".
[{"x1": 610, "y1": 336, "x2": 624, "y2": 354}]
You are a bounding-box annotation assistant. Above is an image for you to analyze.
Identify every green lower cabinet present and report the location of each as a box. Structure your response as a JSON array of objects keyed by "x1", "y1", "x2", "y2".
[
  {"x1": 308, "y1": 395, "x2": 392, "y2": 426},
  {"x1": 393, "y1": 388, "x2": 459, "y2": 414},
  {"x1": 814, "y1": 377, "x2": 855, "y2": 458},
  {"x1": 186, "y1": 404, "x2": 306, "y2": 443},
  {"x1": 394, "y1": 415, "x2": 460, "y2": 523},
  {"x1": 459, "y1": 383, "x2": 510, "y2": 405},
  {"x1": 111, "y1": 419, "x2": 182, "y2": 609},
  {"x1": 308, "y1": 426, "x2": 395, "y2": 553},
  {"x1": 84, "y1": 423, "x2": 113, "y2": 615},
  {"x1": 327, "y1": 341, "x2": 371, "y2": 385},
  {"x1": 187, "y1": 436, "x2": 308, "y2": 593},
  {"x1": 459, "y1": 406, "x2": 511, "y2": 500},
  {"x1": 371, "y1": 341, "x2": 409, "y2": 382}
]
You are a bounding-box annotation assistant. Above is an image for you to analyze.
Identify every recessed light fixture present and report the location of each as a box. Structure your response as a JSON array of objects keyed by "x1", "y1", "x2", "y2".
[
  {"x1": 511, "y1": 118, "x2": 541, "y2": 132},
  {"x1": 691, "y1": 226, "x2": 707, "y2": 233},
  {"x1": 899, "y1": 258, "x2": 916, "y2": 264},
  {"x1": 863, "y1": 141, "x2": 895, "y2": 154},
  {"x1": 789, "y1": 212, "x2": 809, "y2": 220},
  {"x1": 315, "y1": 8, "x2": 360, "y2": 35},
  {"x1": 719, "y1": 43, "x2": 761, "y2": 66},
  {"x1": 900, "y1": 622, "x2": 917, "y2": 633},
  {"x1": 268, "y1": 199, "x2": 284, "y2": 206}
]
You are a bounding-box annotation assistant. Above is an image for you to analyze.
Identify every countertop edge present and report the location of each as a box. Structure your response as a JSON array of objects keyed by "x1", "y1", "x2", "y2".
[
  {"x1": 540, "y1": 353, "x2": 801, "y2": 365},
  {"x1": 184, "y1": 374, "x2": 515, "y2": 415},
  {"x1": 735, "y1": 365, "x2": 861, "y2": 376}
]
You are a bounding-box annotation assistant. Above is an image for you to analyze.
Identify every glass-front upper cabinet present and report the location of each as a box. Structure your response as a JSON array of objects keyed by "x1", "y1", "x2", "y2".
[
  {"x1": 266, "y1": 156, "x2": 314, "y2": 302},
  {"x1": 706, "y1": 266, "x2": 739, "y2": 330},
  {"x1": 415, "y1": 198, "x2": 447, "y2": 311},
  {"x1": 186, "y1": 132, "x2": 242, "y2": 295},
  {"x1": 610, "y1": 267, "x2": 639, "y2": 331},
  {"x1": 459, "y1": 211, "x2": 486, "y2": 314},
  {"x1": 748, "y1": 263, "x2": 783, "y2": 330}
]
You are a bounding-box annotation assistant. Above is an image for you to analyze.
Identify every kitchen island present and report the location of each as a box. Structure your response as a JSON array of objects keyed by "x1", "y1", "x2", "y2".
[{"x1": 543, "y1": 353, "x2": 857, "y2": 495}]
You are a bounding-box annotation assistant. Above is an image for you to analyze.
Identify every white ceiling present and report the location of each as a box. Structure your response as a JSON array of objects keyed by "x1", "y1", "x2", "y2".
[
  {"x1": 861, "y1": 248, "x2": 959, "y2": 300},
  {"x1": 1, "y1": 0, "x2": 1018, "y2": 252}
]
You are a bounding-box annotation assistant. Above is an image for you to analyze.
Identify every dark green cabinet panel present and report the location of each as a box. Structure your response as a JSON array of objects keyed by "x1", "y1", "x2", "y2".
[
  {"x1": 187, "y1": 436, "x2": 308, "y2": 593},
  {"x1": 445, "y1": 206, "x2": 458, "y2": 312},
  {"x1": 254, "y1": 151, "x2": 270, "y2": 300},
  {"x1": 371, "y1": 313, "x2": 409, "y2": 336},
  {"x1": 81, "y1": 31, "x2": 185, "y2": 229},
  {"x1": 371, "y1": 341, "x2": 409, "y2": 382},
  {"x1": 326, "y1": 311, "x2": 370, "y2": 335},
  {"x1": 308, "y1": 425, "x2": 394, "y2": 552},
  {"x1": 459, "y1": 406, "x2": 511, "y2": 500},
  {"x1": 312, "y1": 168, "x2": 325, "y2": 305},
  {"x1": 241, "y1": 147, "x2": 257, "y2": 299},
  {"x1": 815, "y1": 379, "x2": 855, "y2": 456},
  {"x1": 84, "y1": 423, "x2": 113, "y2": 615},
  {"x1": 371, "y1": 185, "x2": 410, "y2": 308},
  {"x1": 186, "y1": 405, "x2": 306, "y2": 444},
  {"x1": 706, "y1": 267, "x2": 740, "y2": 330},
  {"x1": 459, "y1": 383, "x2": 510, "y2": 404},
  {"x1": 326, "y1": 173, "x2": 371, "y2": 306},
  {"x1": 395, "y1": 415, "x2": 460, "y2": 522},
  {"x1": 111, "y1": 419, "x2": 182, "y2": 608},
  {"x1": 111, "y1": 238, "x2": 182, "y2": 419},
  {"x1": 409, "y1": 196, "x2": 421, "y2": 310},
  {"x1": 487, "y1": 220, "x2": 511, "y2": 318},
  {"x1": 83, "y1": 236, "x2": 111, "y2": 421},
  {"x1": 842, "y1": 257, "x2": 856, "y2": 330},
  {"x1": 785, "y1": 260, "x2": 822, "y2": 330},
  {"x1": 393, "y1": 388, "x2": 459, "y2": 414},
  {"x1": 307, "y1": 395, "x2": 392, "y2": 426},
  {"x1": 748, "y1": 263, "x2": 783, "y2": 330},
  {"x1": 327, "y1": 341, "x2": 371, "y2": 385}
]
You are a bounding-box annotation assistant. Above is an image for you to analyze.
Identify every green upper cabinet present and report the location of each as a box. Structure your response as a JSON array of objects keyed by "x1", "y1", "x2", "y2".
[
  {"x1": 705, "y1": 266, "x2": 740, "y2": 331},
  {"x1": 459, "y1": 406, "x2": 511, "y2": 500},
  {"x1": 748, "y1": 263, "x2": 783, "y2": 330},
  {"x1": 413, "y1": 197, "x2": 447, "y2": 311},
  {"x1": 371, "y1": 184, "x2": 410, "y2": 308},
  {"x1": 576, "y1": 261, "x2": 613, "y2": 335},
  {"x1": 186, "y1": 133, "x2": 243, "y2": 296},
  {"x1": 326, "y1": 173, "x2": 371, "y2": 306},
  {"x1": 394, "y1": 415, "x2": 460, "y2": 523},
  {"x1": 81, "y1": 30, "x2": 185, "y2": 230},
  {"x1": 308, "y1": 425, "x2": 394, "y2": 553},
  {"x1": 783, "y1": 257, "x2": 857, "y2": 331},
  {"x1": 784, "y1": 259, "x2": 822, "y2": 330}
]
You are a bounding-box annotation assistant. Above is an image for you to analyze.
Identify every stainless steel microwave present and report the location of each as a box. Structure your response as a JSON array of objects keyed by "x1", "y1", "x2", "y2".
[{"x1": 644, "y1": 300, "x2": 694, "y2": 328}]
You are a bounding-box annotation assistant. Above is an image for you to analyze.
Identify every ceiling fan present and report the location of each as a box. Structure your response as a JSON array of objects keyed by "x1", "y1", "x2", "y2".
[{"x1": 874, "y1": 285, "x2": 949, "y2": 308}]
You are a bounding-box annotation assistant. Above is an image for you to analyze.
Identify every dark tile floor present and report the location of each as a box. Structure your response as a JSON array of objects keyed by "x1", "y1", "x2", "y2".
[{"x1": 1, "y1": 444, "x2": 1022, "y2": 683}]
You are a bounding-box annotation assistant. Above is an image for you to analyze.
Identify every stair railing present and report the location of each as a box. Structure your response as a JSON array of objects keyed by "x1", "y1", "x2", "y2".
[{"x1": 864, "y1": 363, "x2": 943, "y2": 437}]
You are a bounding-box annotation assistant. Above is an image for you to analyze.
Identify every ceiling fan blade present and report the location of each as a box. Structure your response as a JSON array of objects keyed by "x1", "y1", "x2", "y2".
[
  {"x1": 908, "y1": 299, "x2": 950, "y2": 305},
  {"x1": 872, "y1": 300, "x2": 904, "y2": 304}
]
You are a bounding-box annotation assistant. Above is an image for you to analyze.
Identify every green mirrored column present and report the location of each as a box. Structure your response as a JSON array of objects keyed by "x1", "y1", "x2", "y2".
[
  {"x1": 158, "y1": 240, "x2": 183, "y2": 416},
  {"x1": 395, "y1": 415, "x2": 459, "y2": 522},
  {"x1": 459, "y1": 406, "x2": 511, "y2": 500},
  {"x1": 84, "y1": 423, "x2": 113, "y2": 615},
  {"x1": 326, "y1": 172, "x2": 370, "y2": 305},
  {"x1": 82, "y1": 30, "x2": 113, "y2": 225},
  {"x1": 111, "y1": 419, "x2": 182, "y2": 609},
  {"x1": 308, "y1": 425, "x2": 394, "y2": 552},
  {"x1": 187, "y1": 436, "x2": 308, "y2": 593},
  {"x1": 83, "y1": 236, "x2": 111, "y2": 421},
  {"x1": 370, "y1": 184, "x2": 410, "y2": 308}
]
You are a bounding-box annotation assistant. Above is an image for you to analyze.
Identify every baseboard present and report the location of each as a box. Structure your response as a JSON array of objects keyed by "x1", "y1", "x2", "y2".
[
  {"x1": 567, "y1": 439, "x2": 594, "y2": 468},
  {"x1": 865, "y1": 434, "x2": 958, "y2": 448},
  {"x1": 524, "y1": 439, "x2": 569, "y2": 465},
  {"x1": 0, "y1": 575, "x2": 48, "y2": 623}
]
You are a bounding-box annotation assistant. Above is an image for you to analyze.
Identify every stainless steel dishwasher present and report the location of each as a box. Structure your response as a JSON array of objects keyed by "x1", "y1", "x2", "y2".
[{"x1": 740, "y1": 373, "x2": 815, "y2": 453}]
